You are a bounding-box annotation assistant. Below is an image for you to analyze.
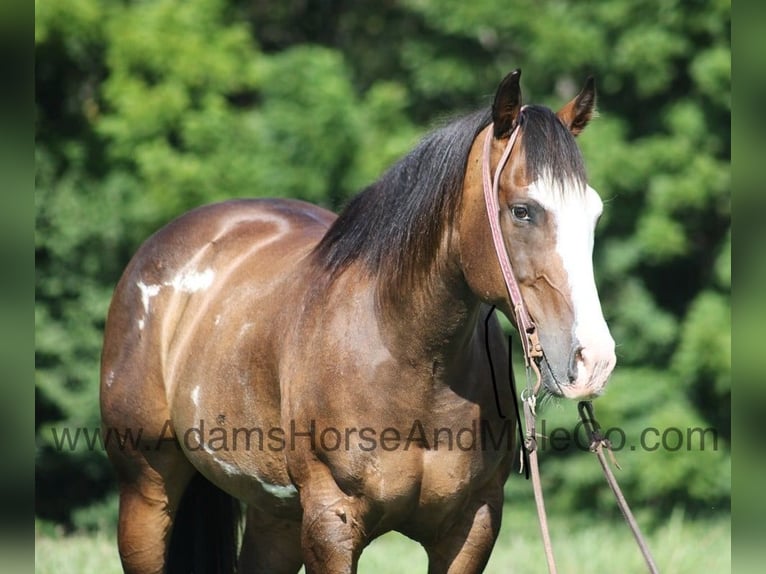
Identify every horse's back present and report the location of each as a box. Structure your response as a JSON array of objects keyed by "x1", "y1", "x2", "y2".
[{"x1": 100, "y1": 198, "x2": 335, "y2": 446}]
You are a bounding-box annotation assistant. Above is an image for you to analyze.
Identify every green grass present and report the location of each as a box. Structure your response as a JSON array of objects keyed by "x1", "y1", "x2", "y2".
[{"x1": 35, "y1": 508, "x2": 730, "y2": 573}]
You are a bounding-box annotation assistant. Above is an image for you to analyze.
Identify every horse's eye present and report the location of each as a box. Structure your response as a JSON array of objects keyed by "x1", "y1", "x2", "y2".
[{"x1": 511, "y1": 205, "x2": 530, "y2": 221}]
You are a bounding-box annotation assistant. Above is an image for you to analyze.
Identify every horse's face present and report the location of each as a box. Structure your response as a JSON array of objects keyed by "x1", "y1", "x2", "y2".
[
  {"x1": 500, "y1": 150, "x2": 615, "y2": 399},
  {"x1": 465, "y1": 71, "x2": 616, "y2": 399}
]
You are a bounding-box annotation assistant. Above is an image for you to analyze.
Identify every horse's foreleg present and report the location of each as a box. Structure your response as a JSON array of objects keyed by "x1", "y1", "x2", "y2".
[
  {"x1": 301, "y1": 501, "x2": 367, "y2": 574},
  {"x1": 297, "y1": 464, "x2": 370, "y2": 574},
  {"x1": 424, "y1": 494, "x2": 503, "y2": 574}
]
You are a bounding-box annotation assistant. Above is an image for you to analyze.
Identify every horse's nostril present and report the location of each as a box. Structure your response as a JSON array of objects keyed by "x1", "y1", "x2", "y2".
[{"x1": 567, "y1": 346, "x2": 584, "y2": 382}]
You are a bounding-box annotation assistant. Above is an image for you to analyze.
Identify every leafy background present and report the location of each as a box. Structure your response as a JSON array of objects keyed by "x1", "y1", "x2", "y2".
[{"x1": 36, "y1": 0, "x2": 729, "y2": 544}]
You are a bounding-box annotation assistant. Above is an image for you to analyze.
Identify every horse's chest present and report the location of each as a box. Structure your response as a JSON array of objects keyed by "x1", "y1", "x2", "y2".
[
  {"x1": 339, "y1": 418, "x2": 514, "y2": 518},
  {"x1": 420, "y1": 428, "x2": 512, "y2": 500}
]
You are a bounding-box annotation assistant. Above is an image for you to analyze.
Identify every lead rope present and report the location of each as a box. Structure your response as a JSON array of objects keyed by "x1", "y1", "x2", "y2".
[
  {"x1": 578, "y1": 402, "x2": 660, "y2": 573},
  {"x1": 482, "y1": 121, "x2": 658, "y2": 573},
  {"x1": 523, "y1": 389, "x2": 557, "y2": 574}
]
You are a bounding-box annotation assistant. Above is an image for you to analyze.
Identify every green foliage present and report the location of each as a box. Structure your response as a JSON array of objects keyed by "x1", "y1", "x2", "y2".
[
  {"x1": 36, "y1": 0, "x2": 729, "y2": 529},
  {"x1": 70, "y1": 493, "x2": 120, "y2": 534},
  {"x1": 99, "y1": 0, "x2": 264, "y2": 220},
  {"x1": 533, "y1": 368, "x2": 729, "y2": 517}
]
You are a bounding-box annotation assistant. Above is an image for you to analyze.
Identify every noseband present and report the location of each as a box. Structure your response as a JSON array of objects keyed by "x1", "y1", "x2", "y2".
[{"x1": 481, "y1": 120, "x2": 543, "y2": 391}]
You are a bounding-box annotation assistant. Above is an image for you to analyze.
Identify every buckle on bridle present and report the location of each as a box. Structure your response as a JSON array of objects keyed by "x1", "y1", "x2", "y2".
[{"x1": 526, "y1": 327, "x2": 543, "y2": 358}]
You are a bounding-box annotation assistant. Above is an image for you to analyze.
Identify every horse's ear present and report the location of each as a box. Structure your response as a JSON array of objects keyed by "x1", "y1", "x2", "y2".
[
  {"x1": 492, "y1": 69, "x2": 522, "y2": 139},
  {"x1": 557, "y1": 76, "x2": 597, "y2": 136}
]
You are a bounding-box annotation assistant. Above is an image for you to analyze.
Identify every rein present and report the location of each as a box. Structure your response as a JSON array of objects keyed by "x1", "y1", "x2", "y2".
[
  {"x1": 578, "y1": 401, "x2": 660, "y2": 573},
  {"x1": 481, "y1": 121, "x2": 659, "y2": 573}
]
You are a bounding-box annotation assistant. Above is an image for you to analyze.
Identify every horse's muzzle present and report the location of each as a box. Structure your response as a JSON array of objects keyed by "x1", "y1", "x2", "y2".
[{"x1": 559, "y1": 339, "x2": 616, "y2": 399}]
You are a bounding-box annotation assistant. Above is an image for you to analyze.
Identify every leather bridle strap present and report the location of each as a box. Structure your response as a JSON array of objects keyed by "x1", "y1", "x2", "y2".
[
  {"x1": 481, "y1": 124, "x2": 544, "y2": 389},
  {"x1": 482, "y1": 122, "x2": 557, "y2": 573}
]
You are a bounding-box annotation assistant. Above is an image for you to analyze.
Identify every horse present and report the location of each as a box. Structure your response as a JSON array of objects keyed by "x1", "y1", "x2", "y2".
[{"x1": 100, "y1": 69, "x2": 616, "y2": 574}]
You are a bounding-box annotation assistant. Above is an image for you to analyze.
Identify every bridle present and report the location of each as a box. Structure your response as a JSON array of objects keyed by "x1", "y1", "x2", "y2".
[
  {"x1": 481, "y1": 120, "x2": 544, "y2": 389},
  {"x1": 480, "y1": 117, "x2": 659, "y2": 574}
]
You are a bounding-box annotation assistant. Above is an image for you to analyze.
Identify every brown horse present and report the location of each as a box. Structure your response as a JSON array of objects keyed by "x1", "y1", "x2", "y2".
[{"x1": 100, "y1": 70, "x2": 615, "y2": 573}]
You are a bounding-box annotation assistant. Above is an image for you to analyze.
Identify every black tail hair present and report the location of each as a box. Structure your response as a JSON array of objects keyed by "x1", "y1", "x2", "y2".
[{"x1": 167, "y1": 473, "x2": 242, "y2": 574}]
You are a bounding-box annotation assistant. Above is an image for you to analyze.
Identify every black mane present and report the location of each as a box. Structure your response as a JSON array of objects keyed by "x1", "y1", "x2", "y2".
[{"x1": 312, "y1": 104, "x2": 586, "y2": 290}]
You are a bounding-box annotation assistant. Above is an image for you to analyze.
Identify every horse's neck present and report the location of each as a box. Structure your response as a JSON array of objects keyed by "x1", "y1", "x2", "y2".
[
  {"x1": 375, "y1": 249, "x2": 482, "y2": 373},
  {"x1": 375, "y1": 140, "x2": 493, "y2": 371}
]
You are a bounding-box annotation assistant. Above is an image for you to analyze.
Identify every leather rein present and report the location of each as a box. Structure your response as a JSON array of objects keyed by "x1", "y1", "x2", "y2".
[{"x1": 480, "y1": 120, "x2": 659, "y2": 573}]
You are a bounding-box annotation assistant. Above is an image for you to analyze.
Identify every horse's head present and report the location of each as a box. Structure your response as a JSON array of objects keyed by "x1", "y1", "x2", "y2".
[{"x1": 460, "y1": 70, "x2": 615, "y2": 399}]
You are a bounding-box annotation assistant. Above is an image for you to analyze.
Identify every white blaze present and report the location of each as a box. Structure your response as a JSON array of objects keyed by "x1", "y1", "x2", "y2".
[{"x1": 527, "y1": 176, "x2": 616, "y2": 396}]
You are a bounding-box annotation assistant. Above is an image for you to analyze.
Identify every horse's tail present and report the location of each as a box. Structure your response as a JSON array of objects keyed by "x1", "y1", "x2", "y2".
[{"x1": 167, "y1": 473, "x2": 242, "y2": 574}]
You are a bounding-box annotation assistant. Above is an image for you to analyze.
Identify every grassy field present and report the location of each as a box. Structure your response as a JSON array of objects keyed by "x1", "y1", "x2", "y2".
[{"x1": 36, "y1": 507, "x2": 729, "y2": 573}]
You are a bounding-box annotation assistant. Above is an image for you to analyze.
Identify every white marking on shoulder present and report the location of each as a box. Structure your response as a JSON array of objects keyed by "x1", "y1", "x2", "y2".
[
  {"x1": 136, "y1": 281, "x2": 161, "y2": 314},
  {"x1": 191, "y1": 385, "x2": 200, "y2": 407},
  {"x1": 105, "y1": 370, "x2": 115, "y2": 387},
  {"x1": 167, "y1": 267, "x2": 215, "y2": 293},
  {"x1": 135, "y1": 267, "x2": 215, "y2": 331}
]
